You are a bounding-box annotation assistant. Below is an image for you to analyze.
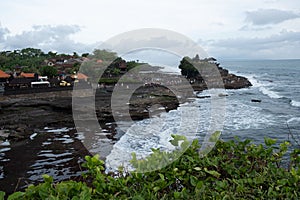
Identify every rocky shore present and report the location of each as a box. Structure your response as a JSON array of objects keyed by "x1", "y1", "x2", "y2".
[
  {"x1": 0, "y1": 69, "x2": 251, "y2": 142},
  {"x1": 0, "y1": 86, "x2": 180, "y2": 142}
]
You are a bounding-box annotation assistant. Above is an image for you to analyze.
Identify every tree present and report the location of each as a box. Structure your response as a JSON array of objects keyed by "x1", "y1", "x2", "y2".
[
  {"x1": 48, "y1": 51, "x2": 57, "y2": 58},
  {"x1": 22, "y1": 66, "x2": 31, "y2": 73},
  {"x1": 92, "y1": 49, "x2": 117, "y2": 61},
  {"x1": 72, "y1": 62, "x2": 80, "y2": 73},
  {"x1": 0, "y1": 55, "x2": 10, "y2": 69},
  {"x1": 81, "y1": 53, "x2": 89, "y2": 57},
  {"x1": 126, "y1": 60, "x2": 142, "y2": 70},
  {"x1": 111, "y1": 68, "x2": 120, "y2": 75},
  {"x1": 178, "y1": 56, "x2": 199, "y2": 78},
  {"x1": 20, "y1": 48, "x2": 43, "y2": 57},
  {"x1": 39, "y1": 65, "x2": 57, "y2": 78},
  {"x1": 73, "y1": 52, "x2": 79, "y2": 58}
]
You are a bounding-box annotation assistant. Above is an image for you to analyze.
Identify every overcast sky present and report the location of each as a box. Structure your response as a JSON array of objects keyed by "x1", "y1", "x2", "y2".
[{"x1": 0, "y1": 0, "x2": 300, "y2": 60}]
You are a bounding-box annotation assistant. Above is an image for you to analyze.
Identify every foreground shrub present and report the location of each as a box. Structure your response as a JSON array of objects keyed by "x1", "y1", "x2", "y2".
[{"x1": 2, "y1": 136, "x2": 300, "y2": 199}]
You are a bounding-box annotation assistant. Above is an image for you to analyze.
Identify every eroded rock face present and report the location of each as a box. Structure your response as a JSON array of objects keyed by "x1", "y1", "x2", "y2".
[
  {"x1": 0, "y1": 97, "x2": 73, "y2": 141},
  {"x1": 0, "y1": 86, "x2": 181, "y2": 141},
  {"x1": 223, "y1": 74, "x2": 252, "y2": 89},
  {"x1": 218, "y1": 66, "x2": 252, "y2": 89},
  {"x1": 181, "y1": 63, "x2": 252, "y2": 91}
]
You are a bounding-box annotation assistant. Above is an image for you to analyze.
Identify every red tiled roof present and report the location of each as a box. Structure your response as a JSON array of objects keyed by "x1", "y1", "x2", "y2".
[
  {"x1": 71, "y1": 73, "x2": 88, "y2": 80},
  {"x1": 20, "y1": 72, "x2": 35, "y2": 78},
  {"x1": 77, "y1": 73, "x2": 88, "y2": 80},
  {"x1": 0, "y1": 70, "x2": 10, "y2": 78}
]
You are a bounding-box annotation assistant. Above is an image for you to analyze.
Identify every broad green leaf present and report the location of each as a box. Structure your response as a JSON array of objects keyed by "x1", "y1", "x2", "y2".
[
  {"x1": 204, "y1": 168, "x2": 221, "y2": 178},
  {"x1": 8, "y1": 192, "x2": 24, "y2": 200}
]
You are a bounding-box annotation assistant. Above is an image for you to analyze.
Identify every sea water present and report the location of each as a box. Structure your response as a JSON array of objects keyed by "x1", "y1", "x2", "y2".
[{"x1": 106, "y1": 59, "x2": 300, "y2": 171}]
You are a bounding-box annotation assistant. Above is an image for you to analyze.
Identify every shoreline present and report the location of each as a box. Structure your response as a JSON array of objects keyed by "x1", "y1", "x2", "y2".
[
  {"x1": 0, "y1": 85, "x2": 181, "y2": 141},
  {"x1": 0, "y1": 68, "x2": 252, "y2": 194},
  {"x1": 0, "y1": 67, "x2": 252, "y2": 142}
]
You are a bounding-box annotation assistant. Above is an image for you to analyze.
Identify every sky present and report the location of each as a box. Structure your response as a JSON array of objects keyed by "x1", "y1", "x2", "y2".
[{"x1": 0, "y1": 0, "x2": 300, "y2": 60}]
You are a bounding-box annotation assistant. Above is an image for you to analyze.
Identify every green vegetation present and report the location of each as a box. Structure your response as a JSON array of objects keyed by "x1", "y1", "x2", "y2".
[
  {"x1": 0, "y1": 48, "x2": 82, "y2": 77},
  {"x1": 0, "y1": 48, "x2": 65, "y2": 71},
  {"x1": 98, "y1": 77, "x2": 120, "y2": 84},
  {"x1": 0, "y1": 48, "x2": 144, "y2": 83},
  {"x1": 0, "y1": 48, "x2": 46, "y2": 71},
  {"x1": 39, "y1": 65, "x2": 58, "y2": 78},
  {"x1": 178, "y1": 55, "x2": 220, "y2": 79},
  {"x1": 92, "y1": 49, "x2": 118, "y2": 61},
  {"x1": 2, "y1": 135, "x2": 299, "y2": 199},
  {"x1": 126, "y1": 61, "x2": 143, "y2": 71},
  {"x1": 178, "y1": 56, "x2": 199, "y2": 78}
]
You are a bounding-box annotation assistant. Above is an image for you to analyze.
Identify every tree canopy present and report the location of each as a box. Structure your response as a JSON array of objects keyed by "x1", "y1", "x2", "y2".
[
  {"x1": 92, "y1": 49, "x2": 118, "y2": 61},
  {"x1": 178, "y1": 56, "x2": 199, "y2": 78},
  {"x1": 39, "y1": 65, "x2": 57, "y2": 78}
]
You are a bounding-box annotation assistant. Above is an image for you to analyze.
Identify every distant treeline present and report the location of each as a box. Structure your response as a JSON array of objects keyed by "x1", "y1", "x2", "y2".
[{"x1": 0, "y1": 48, "x2": 89, "y2": 72}]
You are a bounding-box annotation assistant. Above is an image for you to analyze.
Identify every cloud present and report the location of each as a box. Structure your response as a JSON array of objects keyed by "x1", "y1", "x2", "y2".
[
  {"x1": 99, "y1": 29, "x2": 208, "y2": 58},
  {"x1": 239, "y1": 25, "x2": 272, "y2": 31},
  {"x1": 245, "y1": 9, "x2": 300, "y2": 25},
  {"x1": 1, "y1": 24, "x2": 97, "y2": 53},
  {"x1": 1, "y1": 23, "x2": 299, "y2": 60},
  {"x1": 0, "y1": 24, "x2": 9, "y2": 42},
  {"x1": 204, "y1": 30, "x2": 300, "y2": 59}
]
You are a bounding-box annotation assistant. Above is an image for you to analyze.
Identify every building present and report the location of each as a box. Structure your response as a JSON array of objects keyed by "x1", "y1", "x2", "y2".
[
  {"x1": 0, "y1": 70, "x2": 10, "y2": 85},
  {"x1": 76, "y1": 73, "x2": 88, "y2": 81},
  {"x1": 42, "y1": 57, "x2": 83, "y2": 72},
  {"x1": 20, "y1": 72, "x2": 36, "y2": 79},
  {"x1": 6, "y1": 78, "x2": 32, "y2": 88}
]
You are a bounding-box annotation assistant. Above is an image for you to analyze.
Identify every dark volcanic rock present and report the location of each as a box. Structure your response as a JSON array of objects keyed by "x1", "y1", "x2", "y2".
[
  {"x1": 0, "y1": 86, "x2": 181, "y2": 141},
  {"x1": 219, "y1": 67, "x2": 252, "y2": 89},
  {"x1": 223, "y1": 74, "x2": 252, "y2": 89},
  {"x1": 251, "y1": 99, "x2": 262, "y2": 103},
  {"x1": 188, "y1": 63, "x2": 252, "y2": 91}
]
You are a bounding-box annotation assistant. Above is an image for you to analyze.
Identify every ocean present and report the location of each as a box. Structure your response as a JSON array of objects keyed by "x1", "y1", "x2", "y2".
[
  {"x1": 105, "y1": 59, "x2": 300, "y2": 171},
  {"x1": 220, "y1": 59, "x2": 300, "y2": 141}
]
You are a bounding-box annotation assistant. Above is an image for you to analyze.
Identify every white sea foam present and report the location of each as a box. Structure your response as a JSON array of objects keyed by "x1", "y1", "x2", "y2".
[
  {"x1": 246, "y1": 75, "x2": 265, "y2": 88},
  {"x1": 196, "y1": 88, "x2": 228, "y2": 98},
  {"x1": 104, "y1": 68, "x2": 285, "y2": 172},
  {"x1": 239, "y1": 73, "x2": 283, "y2": 99},
  {"x1": 229, "y1": 71, "x2": 265, "y2": 88},
  {"x1": 0, "y1": 141, "x2": 10, "y2": 146},
  {"x1": 30, "y1": 133, "x2": 38, "y2": 140},
  {"x1": 105, "y1": 99, "x2": 219, "y2": 172},
  {"x1": 290, "y1": 100, "x2": 300, "y2": 108},
  {"x1": 287, "y1": 117, "x2": 300, "y2": 124},
  {"x1": 46, "y1": 127, "x2": 70, "y2": 133},
  {"x1": 224, "y1": 99, "x2": 275, "y2": 130},
  {"x1": 259, "y1": 87, "x2": 282, "y2": 99},
  {"x1": 105, "y1": 92, "x2": 275, "y2": 172}
]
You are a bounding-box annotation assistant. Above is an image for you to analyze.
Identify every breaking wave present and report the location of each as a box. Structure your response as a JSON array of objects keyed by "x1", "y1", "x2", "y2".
[{"x1": 290, "y1": 100, "x2": 300, "y2": 108}]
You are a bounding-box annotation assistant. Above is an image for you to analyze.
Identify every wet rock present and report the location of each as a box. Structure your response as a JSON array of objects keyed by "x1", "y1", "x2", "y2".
[
  {"x1": 8, "y1": 131, "x2": 27, "y2": 141},
  {"x1": 0, "y1": 86, "x2": 181, "y2": 142},
  {"x1": 197, "y1": 95, "x2": 211, "y2": 99},
  {"x1": 191, "y1": 67, "x2": 252, "y2": 91},
  {"x1": 251, "y1": 99, "x2": 262, "y2": 103},
  {"x1": 0, "y1": 129, "x2": 9, "y2": 141},
  {"x1": 16, "y1": 126, "x2": 26, "y2": 132},
  {"x1": 223, "y1": 75, "x2": 252, "y2": 89},
  {"x1": 7, "y1": 125, "x2": 33, "y2": 141}
]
